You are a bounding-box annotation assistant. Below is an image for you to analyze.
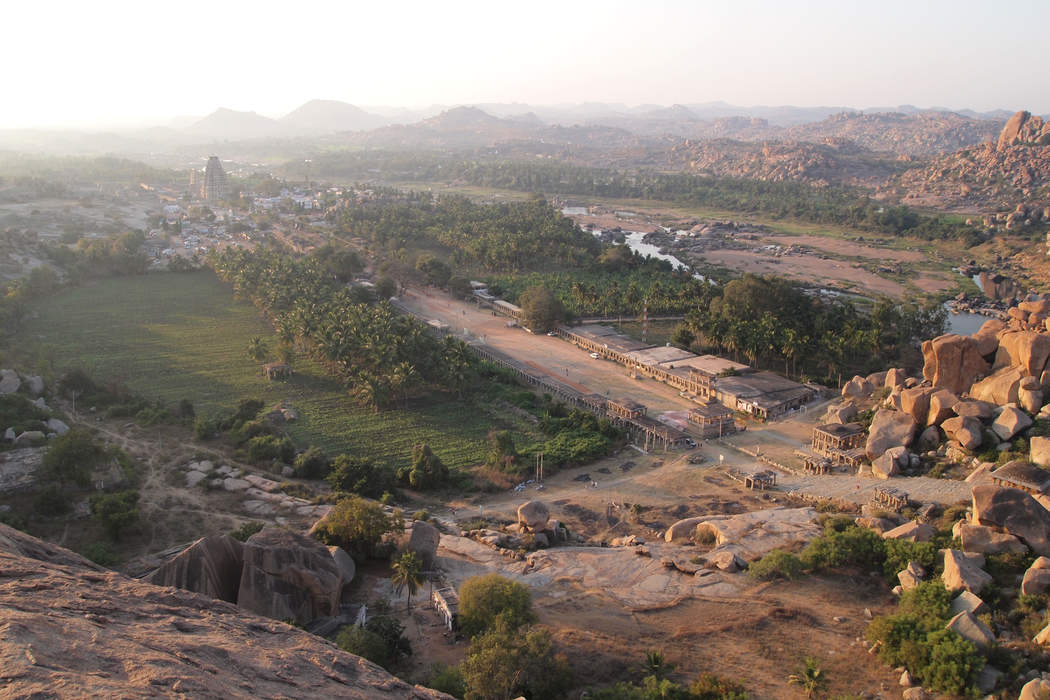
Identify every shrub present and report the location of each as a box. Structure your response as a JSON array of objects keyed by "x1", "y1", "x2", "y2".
[
  {"x1": 413, "y1": 509, "x2": 430, "y2": 521},
  {"x1": 883, "y1": 539, "x2": 937, "y2": 581},
  {"x1": 458, "y1": 573, "x2": 536, "y2": 636},
  {"x1": 800, "y1": 523, "x2": 884, "y2": 571},
  {"x1": 460, "y1": 622, "x2": 571, "y2": 700},
  {"x1": 427, "y1": 664, "x2": 466, "y2": 699},
  {"x1": 748, "y1": 550, "x2": 803, "y2": 581},
  {"x1": 42, "y1": 428, "x2": 107, "y2": 488},
  {"x1": 336, "y1": 625, "x2": 391, "y2": 669},
  {"x1": 691, "y1": 672, "x2": 749, "y2": 699},
  {"x1": 79, "y1": 541, "x2": 119, "y2": 567},
  {"x1": 89, "y1": 490, "x2": 139, "y2": 540},
  {"x1": 245, "y1": 434, "x2": 295, "y2": 464},
  {"x1": 397, "y1": 443, "x2": 449, "y2": 490},
  {"x1": 229, "y1": 521, "x2": 265, "y2": 542},
  {"x1": 293, "y1": 446, "x2": 330, "y2": 479}
]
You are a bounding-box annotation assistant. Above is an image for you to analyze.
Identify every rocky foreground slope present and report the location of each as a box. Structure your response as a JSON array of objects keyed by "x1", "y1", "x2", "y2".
[{"x1": 0, "y1": 523, "x2": 449, "y2": 699}]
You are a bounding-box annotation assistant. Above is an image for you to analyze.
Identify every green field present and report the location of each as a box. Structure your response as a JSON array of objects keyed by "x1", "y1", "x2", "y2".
[{"x1": 14, "y1": 271, "x2": 524, "y2": 470}]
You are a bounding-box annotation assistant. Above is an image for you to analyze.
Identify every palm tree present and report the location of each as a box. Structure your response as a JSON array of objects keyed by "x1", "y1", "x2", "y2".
[
  {"x1": 390, "y1": 551, "x2": 424, "y2": 611},
  {"x1": 643, "y1": 649, "x2": 673, "y2": 680},
  {"x1": 788, "y1": 657, "x2": 827, "y2": 698}
]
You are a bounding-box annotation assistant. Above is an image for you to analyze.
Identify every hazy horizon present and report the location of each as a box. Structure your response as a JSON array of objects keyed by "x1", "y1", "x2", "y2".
[{"x1": 5, "y1": 0, "x2": 1049, "y2": 130}]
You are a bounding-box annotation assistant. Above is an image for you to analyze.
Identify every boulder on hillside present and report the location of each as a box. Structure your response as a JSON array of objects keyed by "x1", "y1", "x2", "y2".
[
  {"x1": 866, "y1": 371, "x2": 887, "y2": 388},
  {"x1": 237, "y1": 528, "x2": 348, "y2": 625},
  {"x1": 900, "y1": 387, "x2": 935, "y2": 427},
  {"x1": 872, "y1": 445, "x2": 908, "y2": 479},
  {"x1": 328, "y1": 546, "x2": 356, "y2": 586},
  {"x1": 926, "y1": 389, "x2": 960, "y2": 426},
  {"x1": 995, "y1": 330, "x2": 1050, "y2": 377},
  {"x1": 922, "y1": 334, "x2": 990, "y2": 395},
  {"x1": 857, "y1": 516, "x2": 898, "y2": 534},
  {"x1": 897, "y1": 561, "x2": 926, "y2": 590},
  {"x1": 1021, "y1": 556, "x2": 1050, "y2": 596},
  {"x1": 0, "y1": 370, "x2": 21, "y2": 394},
  {"x1": 1032, "y1": 436, "x2": 1050, "y2": 467},
  {"x1": 1020, "y1": 678, "x2": 1050, "y2": 699},
  {"x1": 883, "y1": 521, "x2": 935, "y2": 542},
  {"x1": 949, "y1": 590, "x2": 989, "y2": 617},
  {"x1": 992, "y1": 405, "x2": 1032, "y2": 441},
  {"x1": 866, "y1": 409, "x2": 918, "y2": 460},
  {"x1": 942, "y1": 549, "x2": 992, "y2": 594},
  {"x1": 517, "y1": 501, "x2": 550, "y2": 532},
  {"x1": 972, "y1": 485, "x2": 1050, "y2": 556},
  {"x1": 941, "y1": 416, "x2": 983, "y2": 451},
  {"x1": 1019, "y1": 377, "x2": 1043, "y2": 413},
  {"x1": 147, "y1": 535, "x2": 245, "y2": 603},
  {"x1": 973, "y1": 319, "x2": 1006, "y2": 357},
  {"x1": 971, "y1": 366, "x2": 1025, "y2": 406},
  {"x1": 945, "y1": 610, "x2": 995, "y2": 649},
  {"x1": 825, "y1": 402, "x2": 858, "y2": 424},
  {"x1": 885, "y1": 368, "x2": 907, "y2": 390},
  {"x1": 664, "y1": 516, "x2": 706, "y2": 543},
  {"x1": 916, "y1": 425, "x2": 941, "y2": 452},
  {"x1": 394, "y1": 520, "x2": 441, "y2": 567},
  {"x1": 22, "y1": 375, "x2": 43, "y2": 396},
  {"x1": 957, "y1": 523, "x2": 1027, "y2": 555},
  {"x1": 842, "y1": 376, "x2": 873, "y2": 399},
  {"x1": 954, "y1": 400, "x2": 994, "y2": 421},
  {"x1": 705, "y1": 550, "x2": 747, "y2": 573}
]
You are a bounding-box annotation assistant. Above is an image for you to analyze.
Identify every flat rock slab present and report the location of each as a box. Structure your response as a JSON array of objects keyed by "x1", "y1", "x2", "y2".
[{"x1": 223, "y1": 478, "x2": 251, "y2": 492}]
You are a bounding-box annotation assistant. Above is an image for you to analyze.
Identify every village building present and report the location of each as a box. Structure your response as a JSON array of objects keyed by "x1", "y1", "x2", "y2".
[
  {"x1": 606, "y1": 398, "x2": 647, "y2": 420},
  {"x1": 687, "y1": 401, "x2": 736, "y2": 437},
  {"x1": 810, "y1": 422, "x2": 866, "y2": 467},
  {"x1": 563, "y1": 325, "x2": 653, "y2": 364},
  {"x1": 431, "y1": 585, "x2": 459, "y2": 633},
  {"x1": 990, "y1": 461, "x2": 1050, "y2": 495}
]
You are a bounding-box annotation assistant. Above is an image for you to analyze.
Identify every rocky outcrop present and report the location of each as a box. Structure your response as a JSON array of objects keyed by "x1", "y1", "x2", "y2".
[
  {"x1": 998, "y1": 110, "x2": 1050, "y2": 149},
  {"x1": 866, "y1": 409, "x2": 918, "y2": 460},
  {"x1": 1020, "y1": 377, "x2": 1044, "y2": 413},
  {"x1": 842, "y1": 376, "x2": 873, "y2": 398},
  {"x1": 517, "y1": 500, "x2": 550, "y2": 532},
  {"x1": 954, "y1": 400, "x2": 994, "y2": 421},
  {"x1": 973, "y1": 319, "x2": 1006, "y2": 357},
  {"x1": 1032, "y1": 436, "x2": 1050, "y2": 467},
  {"x1": 899, "y1": 387, "x2": 934, "y2": 427},
  {"x1": 884, "y1": 368, "x2": 907, "y2": 390},
  {"x1": 949, "y1": 590, "x2": 988, "y2": 617},
  {"x1": 926, "y1": 389, "x2": 959, "y2": 427},
  {"x1": 897, "y1": 561, "x2": 925, "y2": 590},
  {"x1": 872, "y1": 445, "x2": 907, "y2": 479},
  {"x1": 0, "y1": 523, "x2": 450, "y2": 699},
  {"x1": 972, "y1": 485, "x2": 1050, "y2": 556},
  {"x1": 883, "y1": 521, "x2": 935, "y2": 542},
  {"x1": 825, "y1": 402, "x2": 858, "y2": 424},
  {"x1": 237, "y1": 528, "x2": 349, "y2": 625},
  {"x1": 922, "y1": 334, "x2": 989, "y2": 395},
  {"x1": 147, "y1": 535, "x2": 244, "y2": 603}
]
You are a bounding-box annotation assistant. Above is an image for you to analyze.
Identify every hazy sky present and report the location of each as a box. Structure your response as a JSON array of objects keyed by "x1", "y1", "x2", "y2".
[{"x1": 5, "y1": 0, "x2": 1048, "y2": 128}]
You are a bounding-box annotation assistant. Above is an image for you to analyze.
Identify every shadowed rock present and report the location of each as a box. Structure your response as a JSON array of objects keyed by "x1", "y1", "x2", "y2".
[{"x1": 148, "y1": 534, "x2": 244, "y2": 603}]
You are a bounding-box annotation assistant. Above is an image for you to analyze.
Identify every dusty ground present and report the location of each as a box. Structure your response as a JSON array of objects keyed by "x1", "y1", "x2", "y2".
[{"x1": 401, "y1": 287, "x2": 697, "y2": 414}]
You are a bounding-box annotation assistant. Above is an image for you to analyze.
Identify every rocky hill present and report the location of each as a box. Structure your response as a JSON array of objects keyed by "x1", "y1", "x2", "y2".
[
  {"x1": 665, "y1": 137, "x2": 903, "y2": 186},
  {"x1": 782, "y1": 111, "x2": 1002, "y2": 157},
  {"x1": 890, "y1": 110, "x2": 1050, "y2": 212},
  {"x1": 0, "y1": 523, "x2": 449, "y2": 699}
]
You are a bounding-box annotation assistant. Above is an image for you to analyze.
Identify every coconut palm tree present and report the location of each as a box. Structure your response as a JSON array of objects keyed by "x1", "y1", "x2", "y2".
[
  {"x1": 390, "y1": 551, "x2": 424, "y2": 611},
  {"x1": 788, "y1": 657, "x2": 827, "y2": 698}
]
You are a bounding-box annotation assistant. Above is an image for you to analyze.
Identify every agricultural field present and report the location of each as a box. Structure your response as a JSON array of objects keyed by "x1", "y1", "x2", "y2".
[{"x1": 11, "y1": 271, "x2": 528, "y2": 470}]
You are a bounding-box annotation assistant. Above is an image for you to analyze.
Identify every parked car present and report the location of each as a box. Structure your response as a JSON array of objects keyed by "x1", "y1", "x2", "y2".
[{"x1": 589, "y1": 352, "x2": 601, "y2": 359}]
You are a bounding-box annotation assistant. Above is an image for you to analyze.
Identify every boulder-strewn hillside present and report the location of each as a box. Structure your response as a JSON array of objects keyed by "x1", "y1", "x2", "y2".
[
  {"x1": 892, "y1": 110, "x2": 1050, "y2": 211},
  {"x1": 782, "y1": 111, "x2": 1002, "y2": 157},
  {"x1": 0, "y1": 523, "x2": 449, "y2": 699},
  {"x1": 666, "y1": 137, "x2": 903, "y2": 186}
]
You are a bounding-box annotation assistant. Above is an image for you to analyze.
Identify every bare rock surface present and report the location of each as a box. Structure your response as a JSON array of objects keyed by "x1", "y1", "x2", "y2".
[
  {"x1": 994, "y1": 330, "x2": 1050, "y2": 377},
  {"x1": 957, "y1": 523, "x2": 1027, "y2": 555},
  {"x1": 395, "y1": 520, "x2": 441, "y2": 567},
  {"x1": 883, "y1": 521, "x2": 934, "y2": 542},
  {"x1": 972, "y1": 485, "x2": 1050, "y2": 555},
  {"x1": 147, "y1": 535, "x2": 244, "y2": 603},
  {"x1": 949, "y1": 590, "x2": 988, "y2": 617},
  {"x1": 1021, "y1": 556, "x2": 1050, "y2": 596},
  {"x1": 945, "y1": 610, "x2": 995, "y2": 649},
  {"x1": 0, "y1": 523, "x2": 449, "y2": 699}
]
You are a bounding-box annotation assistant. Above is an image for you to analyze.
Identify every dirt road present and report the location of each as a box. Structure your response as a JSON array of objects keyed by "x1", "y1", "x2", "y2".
[{"x1": 400, "y1": 287, "x2": 696, "y2": 414}]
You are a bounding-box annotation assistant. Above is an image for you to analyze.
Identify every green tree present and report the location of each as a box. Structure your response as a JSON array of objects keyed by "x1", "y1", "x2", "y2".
[
  {"x1": 89, "y1": 490, "x2": 140, "y2": 540},
  {"x1": 326, "y1": 454, "x2": 389, "y2": 498},
  {"x1": 375, "y1": 275, "x2": 397, "y2": 299},
  {"x1": 293, "y1": 446, "x2": 331, "y2": 479},
  {"x1": 485, "y1": 430, "x2": 518, "y2": 472},
  {"x1": 312, "y1": 496, "x2": 403, "y2": 559},
  {"x1": 398, "y1": 443, "x2": 448, "y2": 489},
  {"x1": 461, "y1": 621, "x2": 572, "y2": 700},
  {"x1": 391, "y1": 550, "x2": 424, "y2": 611},
  {"x1": 42, "y1": 428, "x2": 107, "y2": 488},
  {"x1": 458, "y1": 573, "x2": 536, "y2": 637},
  {"x1": 518, "y1": 284, "x2": 567, "y2": 332}
]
